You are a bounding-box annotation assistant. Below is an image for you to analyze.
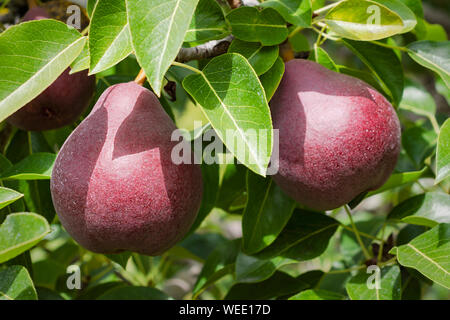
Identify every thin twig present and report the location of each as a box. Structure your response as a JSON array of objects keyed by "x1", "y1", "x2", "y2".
[{"x1": 344, "y1": 205, "x2": 372, "y2": 260}]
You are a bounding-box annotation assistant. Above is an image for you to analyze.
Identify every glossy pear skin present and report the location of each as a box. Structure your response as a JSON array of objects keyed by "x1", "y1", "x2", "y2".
[
  {"x1": 7, "y1": 8, "x2": 96, "y2": 131},
  {"x1": 270, "y1": 60, "x2": 401, "y2": 211},
  {"x1": 50, "y1": 82, "x2": 203, "y2": 255}
]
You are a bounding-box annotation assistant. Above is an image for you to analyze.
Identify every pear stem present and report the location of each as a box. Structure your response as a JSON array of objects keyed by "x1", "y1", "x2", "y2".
[
  {"x1": 171, "y1": 61, "x2": 202, "y2": 74},
  {"x1": 27, "y1": 0, "x2": 38, "y2": 9},
  {"x1": 134, "y1": 69, "x2": 147, "y2": 86},
  {"x1": 344, "y1": 205, "x2": 372, "y2": 260}
]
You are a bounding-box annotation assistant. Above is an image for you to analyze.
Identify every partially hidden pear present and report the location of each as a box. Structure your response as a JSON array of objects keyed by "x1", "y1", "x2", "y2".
[
  {"x1": 50, "y1": 82, "x2": 203, "y2": 255},
  {"x1": 270, "y1": 60, "x2": 401, "y2": 211},
  {"x1": 7, "y1": 6, "x2": 96, "y2": 131}
]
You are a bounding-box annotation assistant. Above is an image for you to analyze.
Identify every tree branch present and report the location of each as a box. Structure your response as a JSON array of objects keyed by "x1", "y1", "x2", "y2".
[{"x1": 175, "y1": 36, "x2": 234, "y2": 63}]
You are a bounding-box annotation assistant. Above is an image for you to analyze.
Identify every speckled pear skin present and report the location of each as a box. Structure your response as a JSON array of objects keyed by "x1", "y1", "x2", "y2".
[
  {"x1": 50, "y1": 82, "x2": 203, "y2": 256},
  {"x1": 7, "y1": 8, "x2": 96, "y2": 131},
  {"x1": 270, "y1": 60, "x2": 401, "y2": 211}
]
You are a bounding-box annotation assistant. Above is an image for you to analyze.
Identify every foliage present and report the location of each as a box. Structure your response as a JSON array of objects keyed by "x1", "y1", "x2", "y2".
[{"x1": 0, "y1": 0, "x2": 448, "y2": 300}]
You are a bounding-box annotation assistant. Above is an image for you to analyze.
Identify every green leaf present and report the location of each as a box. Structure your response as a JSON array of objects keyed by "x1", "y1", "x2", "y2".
[
  {"x1": 254, "y1": 209, "x2": 339, "y2": 260},
  {"x1": 87, "y1": 0, "x2": 98, "y2": 17},
  {"x1": 0, "y1": 20, "x2": 86, "y2": 123},
  {"x1": 313, "y1": 45, "x2": 338, "y2": 71},
  {"x1": 228, "y1": 39, "x2": 279, "y2": 75},
  {"x1": 260, "y1": 56, "x2": 285, "y2": 101},
  {"x1": 127, "y1": 0, "x2": 199, "y2": 95},
  {"x1": 338, "y1": 66, "x2": 386, "y2": 95},
  {"x1": 366, "y1": 167, "x2": 427, "y2": 197},
  {"x1": 0, "y1": 265, "x2": 37, "y2": 300},
  {"x1": 105, "y1": 252, "x2": 131, "y2": 269},
  {"x1": 388, "y1": 192, "x2": 450, "y2": 227},
  {"x1": 182, "y1": 53, "x2": 273, "y2": 176},
  {"x1": 289, "y1": 289, "x2": 346, "y2": 300},
  {"x1": 436, "y1": 119, "x2": 450, "y2": 183},
  {"x1": 400, "y1": 79, "x2": 436, "y2": 116},
  {"x1": 242, "y1": 172, "x2": 295, "y2": 254},
  {"x1": 402, "y1": 125, "x2": 436, "y2": 168},
  {"x1": 343, "y1": 39, "x2": 404, "y2": 105},
  {"x1": 97, "y1": 286, "x2": 171, "y2": 300},
  {"x1": 185, "y1": 0, "x2": 229, "y2": 43},
  {"x1": 235, "y1": 251, "x2": 294, "y2": 283},
  {"x1": 393, "y1": 223, "x2": 450, "y2": 289},
  {"x1": 226, "y1": 271, "x2": 308, "y2": 299},
  {"x1": 226, "y1": 7, "x2": 288, "y2": 46},
  {"x1": 0, "y1": 187, "x2": 23, "y2": 210},
  {"x1": 288, "y1": 31, "x2": 310, "y2": 52},
  {"x1": 216, "y1": 164, "x2": 247, "y2": 211},
  {"x1": 346, "y1": 265, "x2": 401, "y2": 300},
  {"x1": 0, "y1": 213, "x2": 51, "y2": 264},
  {"x1": 193, "y1": 239, "x2": 241, "y2": 295},
  {"x1": 187, "y1": 162, "x2": 220, "y2": 235},
  {"x1": 70, "y1": 42, "x2": 90, "y2": 74},
  {"x1": 89, "y1": 0, "x2": 133, "y2": 74},
  {"x1": 324, "y1": 0, "x2": 416, "y2": 41},
  {"x1": 260, "y1": 0, "x2": 312, "y2": 27},
  {"x1": 0, "y1": 153, "x2": 56, "y2": 180},
  {"x1": 407, "y1": 41, "x2": 450, "y2": 88}
]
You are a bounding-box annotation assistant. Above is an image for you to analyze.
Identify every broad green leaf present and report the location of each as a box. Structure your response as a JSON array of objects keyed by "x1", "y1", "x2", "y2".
[
  {"x1": 0, "y1": 187, "x2": 23, "y2": 210},
  {"x1": 393, "y1": 223, "x2": 450, "y2": 289},
  {"x1": 260, "y1": 57, "x2": 285, "y2": 101},
  {"x1": 193, "y1": 239, "x2": 241, "y2": 295},
  {"x1": 87, "y1": 0, "x2": 98, "y2": 17},
  {"x1": 89, "y1": 0, "x2": 133, "y2": 74},
  {"x1": 127, "y1": 0, "x2": 199, "y2": 95},
  {"x1": 436, "y1": 119, "x2": 450, "y2": 183},
  {"x1": 186, "y1": 162, "x2": 220, "y2": 235},
  {"x1": 313, "y1": 45, "x2": 338, "y2": 71},
  {"x1": 216, "y1": 163, "x2": 247, "y2": 211},
  {"x1": 70, "y1": 42, "x2": 90, "y2": 74},
  {"x1": 228, "y1": 39, "x2": 279, "y2": 75},
  {"x1": 388, "y1": 192, "x2": 450, "y2": 227},
  {"x1": 97, "y1": 286, "x2": 171, "y2": 300},
  {"x1": 226, "y1": 7, "x2": 288, "y2": 46},
  {"x1": 343, "y1": 39, "x2": 403, "y2": 105},
  {"x1": 338, "y1": 66, "x2": 386, "y2": 95},
  {"x1": 76, "y1": 282, "x2": 125, "y2": 300},
  {"x1": 400, "y1": 79, "x2": 436, "y2": 116},
  {"x1": 242, "y1": 171, "x2": 295, "y2": 254},
  {"x1": 0, "y1": 213, "x2": 51, "y2": 263},
  {"x1": 0, "y1": 20, "x2": 85, "y2": 122},
  {"x1": 235, "y1": 251, "x2": 294, "y2": 283},
  {"x1": 0, "y1": 265, "x2": 37, "y2": 300},
  {"x1": 289, "y1": 289, "x2": 345, "y2": 300},
  {"x1": 185, "y1": 0, "x2": 229, "y2": 43},
  {"x1": 402, "y1": 125, "x2": 436, "y2": 167},
  {"x1": 105, "y1": 252, "x2": 131, "y2": 269},
  {"x1": 436, "y1": 78, "x2": 450, "y2": 106},
  {"x1": 260, "y1": 0, "x2": 312, "y2": 27},
  {"x1": 324, "y1": 0, "x2": 416, "y2": 41},
  {"x1": 182, "y1": 54, "x2": 273, "y2": 176},
  {"x1": 366, "y1": 167, "x2": 427, "y2": 197},
  {"x1": 407, "y1": 41, "x2": 450, "y2": 88},
  {"x1": 402, "y1": 0, "x2": 426, "y2": 38},
  {"x1": 226, "y1": 271, "x2": 308, "y2": 299},
  {"x1": 0, "y1": 153, "x2": 56, "y2": 180},
  {"x1": 254, "y1": 209, "x2": 339, "y2": 260},
  {"x1": 288, "y1": 31, "x2": 310, "y2": 52},
  {"x1": 421, "y1": 22, "x2": 447, "y2": 42},
  {"x1": 346, "y1": 265, "x2": 401, "y2": 300}
]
